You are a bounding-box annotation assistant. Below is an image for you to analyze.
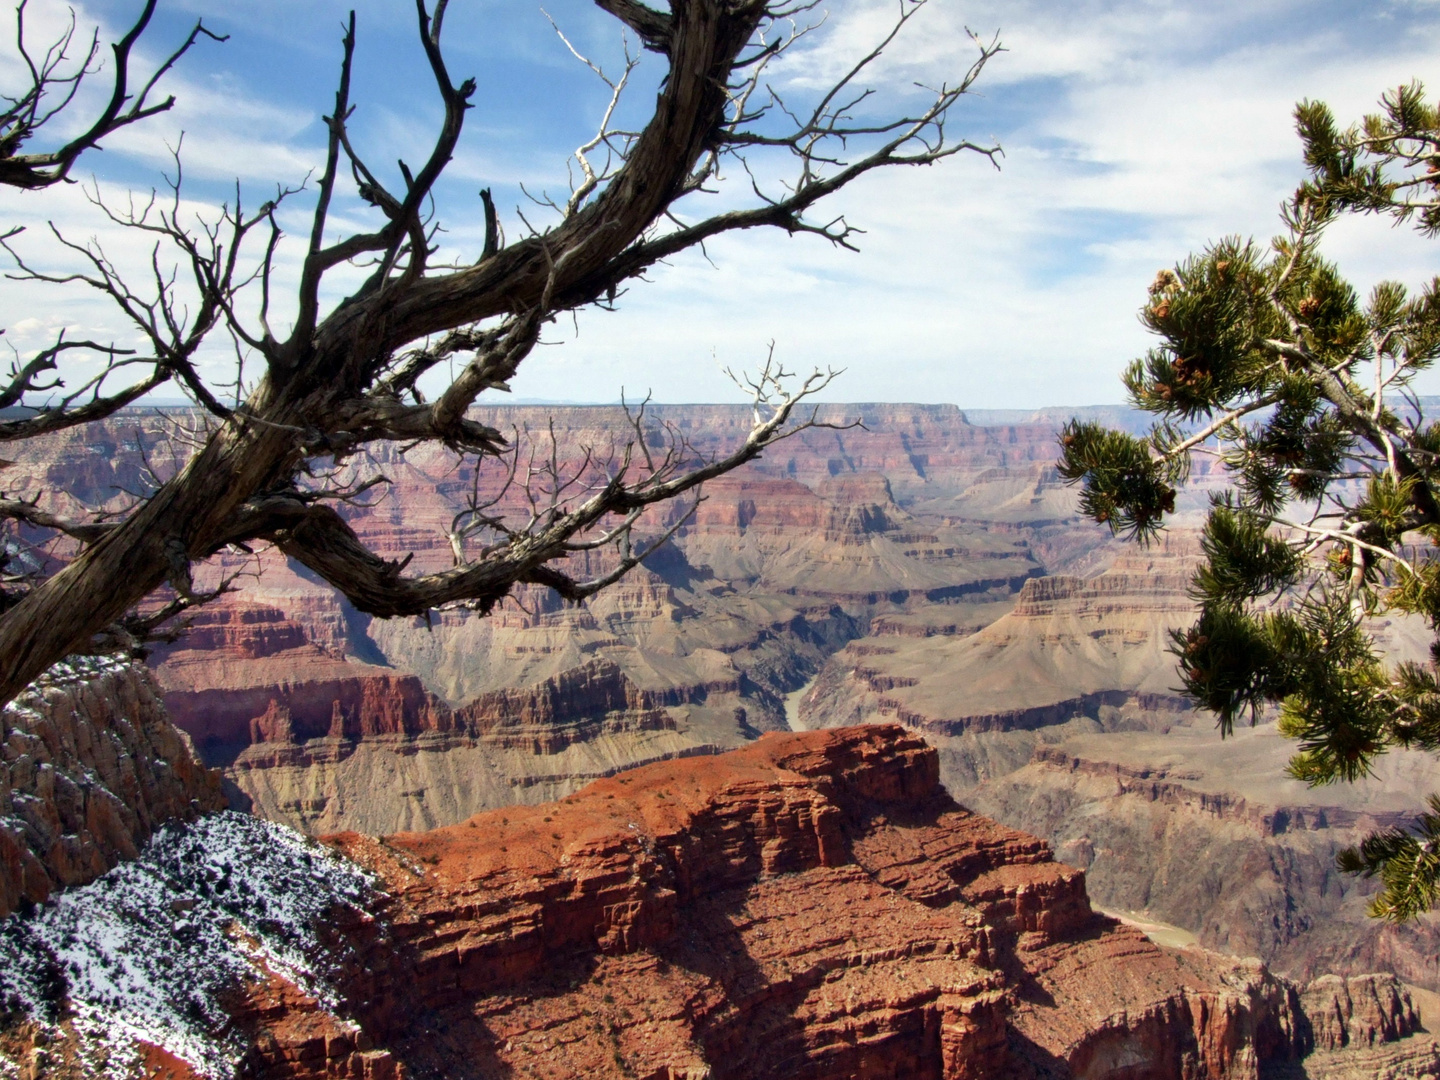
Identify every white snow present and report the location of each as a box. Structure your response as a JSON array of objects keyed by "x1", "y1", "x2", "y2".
[
  {"x1": 0, "y1": 811, "x2": 374, "y2": 1079},
  {"x1": 3, "y1": 654, "x2": 134, "y2": 729}
]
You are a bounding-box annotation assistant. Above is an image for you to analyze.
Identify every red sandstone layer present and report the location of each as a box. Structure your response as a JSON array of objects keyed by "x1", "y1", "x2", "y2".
[{"x1": 219, "y1": 726, "x2": 1388, "y2": 1079}]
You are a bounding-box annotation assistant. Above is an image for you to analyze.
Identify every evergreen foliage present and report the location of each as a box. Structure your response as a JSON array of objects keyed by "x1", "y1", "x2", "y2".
[{"x1": 1059, "y1": 83, "x2": 1440, "y2": 922}]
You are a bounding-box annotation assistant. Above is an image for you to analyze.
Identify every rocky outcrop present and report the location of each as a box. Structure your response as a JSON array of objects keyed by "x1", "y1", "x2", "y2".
[
  {"x1": 0, "y1": 656, "x2": 224, "y2": 918},
  {"x1": 152, "y1": 603, "x2": 456, "y2": 755},
  {"x1": 967, "y1": 729, "x2": 1440, "y2": 992},
  {"x1": 1299, "y1": 975, "x2": 1422, "y2": 1052},
  {"x1": 799, "y1": 538, "x2": 1200, "y2": 751},
  {"x1": 217, "y1": 656, "x2": 745, "y2": 835},
  {"x1": 3, "y1": 726, "x2": 1433, "y2": 1080},
  {"x1": 458, "y1": 657, "x2": 723, "y2": 739}
]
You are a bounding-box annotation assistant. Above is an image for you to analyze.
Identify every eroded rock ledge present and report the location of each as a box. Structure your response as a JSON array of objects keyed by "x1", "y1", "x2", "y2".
[
  {"x1": 0, "y1": 657, "x2": 224, "y2": 919},
  {"x1": 0, "y1": 725, "x2": 1432, "y2": 1079}
]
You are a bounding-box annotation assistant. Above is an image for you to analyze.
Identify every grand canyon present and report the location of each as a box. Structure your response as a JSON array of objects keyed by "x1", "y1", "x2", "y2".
[{"x1": 3, "y1": 403, "x2": 1439, "y2": 1078}]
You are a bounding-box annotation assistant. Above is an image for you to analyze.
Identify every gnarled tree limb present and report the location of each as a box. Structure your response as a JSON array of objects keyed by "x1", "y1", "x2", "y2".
[{"x1": 0, "y1": 0, "x2": 1000, "y2": 707}]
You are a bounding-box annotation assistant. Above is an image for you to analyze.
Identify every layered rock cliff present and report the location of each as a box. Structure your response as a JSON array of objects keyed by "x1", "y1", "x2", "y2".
[
  {"x1": 0, "y1": 656, "x2": 224, "y2": 919},
  {"x1": 134, "y1": 427, "x2": 1046, "y2": 834},
  {"x1": 0, "y1": 727, "x2": 1433, "y2": 1080},
  {"x1": 224, "y1": 656, "x2": 739, "y2": 835},
  {"x1": 966, "y1": 727, "x2": 1440, "y2": 992},
  {"x1": 152, "y1": 603, "x2": 456, "y2": 754},
  {"x1": 799, "y1": 537, "x2": 1199, "y2": 750},
  {"x1": 13, "y1": 402, "x2": 1436, "y2": 1013}
]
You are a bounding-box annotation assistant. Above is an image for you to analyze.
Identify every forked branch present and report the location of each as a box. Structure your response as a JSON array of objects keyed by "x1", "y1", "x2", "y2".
[
  {"x1": 0, "y1": 0, "x2": 225, "y2": 190},
  {"x1": 0, "y1": 0, "x2": 1001, "y2": 710}
]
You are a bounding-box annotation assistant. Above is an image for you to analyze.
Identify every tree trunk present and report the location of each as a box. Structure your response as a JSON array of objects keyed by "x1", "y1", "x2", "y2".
[{"x1": 0, "y1": 383, "x2": 300, "y2": 704}]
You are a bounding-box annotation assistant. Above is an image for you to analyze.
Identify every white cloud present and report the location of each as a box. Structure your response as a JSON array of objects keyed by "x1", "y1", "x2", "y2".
[
  {"x1": 2, "y1": 0, "x2": 1438, "y2": 409},
  {"x1": 504, "y1": 0, "x2": 1440, "y2": 407}
]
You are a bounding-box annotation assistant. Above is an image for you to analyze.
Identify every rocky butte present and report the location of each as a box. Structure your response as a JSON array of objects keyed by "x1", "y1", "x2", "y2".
[
  {"x1": 0, "y1": 656, "x2": 224, "y2": 919},
  {"x1": 1, "y1": 697, "x2": 1436, "y2": 1080}
]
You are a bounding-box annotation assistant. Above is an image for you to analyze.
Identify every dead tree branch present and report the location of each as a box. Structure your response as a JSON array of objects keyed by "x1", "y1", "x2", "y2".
[
  {"x1": 0, "y1": 0, "x2": 225, "y2": 190},
  {"x1": 0, "y1": 0, "x2": 1002, "y2": 707}
]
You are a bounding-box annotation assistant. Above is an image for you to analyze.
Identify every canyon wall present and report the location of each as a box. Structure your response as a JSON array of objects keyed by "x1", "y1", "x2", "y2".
[
  {"x1": 966, "y1": 732, "x2": 1440, "y2": 993},
  {"x1": 1, "y1": 726, "x2": 1433, "y2": 1080},
  {"x1": 799, "y1": 537, "x2": 1199, "y2": 773},
  {"x1": 0, "y1": 656, "x2": 224, "y2": 919},
  {"x1": 7, "y1": 403, "x2": 1437, "y2": 1003},
  {"x1": 89, "y1": 404, "x2": 1058, "y2": 833},
  {"x1": 797, "y1": 531, "x2": 1440, "y2": 991}
]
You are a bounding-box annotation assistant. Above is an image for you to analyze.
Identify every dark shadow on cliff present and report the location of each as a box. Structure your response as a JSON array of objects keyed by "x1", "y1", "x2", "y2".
[
  {"x1": 1005, "y1": 1025, "x2": 1074, "y2": 1080},
  {"x1": 653, "y1": 878, "x2": 951, "y2": 1080},
  {"x1": 220, "y1": 774, "x2": 253, "y2": 811}
]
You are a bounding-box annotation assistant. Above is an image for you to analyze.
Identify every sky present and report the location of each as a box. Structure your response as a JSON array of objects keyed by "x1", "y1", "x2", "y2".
[{"x1": 0, "y1": 0, "x2": 1437, "y2": 409}]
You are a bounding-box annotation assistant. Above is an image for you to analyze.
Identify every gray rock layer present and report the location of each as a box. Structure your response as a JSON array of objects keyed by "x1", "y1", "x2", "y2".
[{"x1": 0, "y1": 657, "x2": 225, "y2": 918}]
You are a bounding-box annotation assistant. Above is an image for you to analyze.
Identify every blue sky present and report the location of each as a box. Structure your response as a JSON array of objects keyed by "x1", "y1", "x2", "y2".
[{"x1": 2, "y1": 0, "x2": 1438, "y2": 408}]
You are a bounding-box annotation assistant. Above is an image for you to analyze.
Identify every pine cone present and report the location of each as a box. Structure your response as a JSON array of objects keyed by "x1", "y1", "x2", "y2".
[
  {"x1": 1149, "y1": 269, "x2": 1179, "y2": 296},
  {"x1": 1174, "y1": 355, "x2": 1210, "y2": 384}
]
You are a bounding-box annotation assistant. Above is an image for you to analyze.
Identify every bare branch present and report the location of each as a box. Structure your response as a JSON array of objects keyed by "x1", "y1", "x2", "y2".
[
  {"x1": 0, "y1": 0, "x2": 999, "y2": 708},
  {"x1": 263, "y1": 361, "x2": 846, "y2": 618},
  {"x1": 0, "y1": 497, "x2": 114, "y2": 543},
  {"x1": 0, "y1": 0, "x2": 226, "y2": 190}
]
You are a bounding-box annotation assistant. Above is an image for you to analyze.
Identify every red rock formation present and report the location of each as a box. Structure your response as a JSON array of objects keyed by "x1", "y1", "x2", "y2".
[
  {"x1": 0, "y1": 657, "x2": 224, "y2": 918},
  {"x1": 169, "y1": 604, "x2": 313, "y2": 659},
  {"x1": 152, "y1": 601, "x2": 456, "y2": 752},
  {"x1": 2, "y1": 726, "x2": 1433, "y2": 1079},
  {"x1": 212, "y1": 726, "x2": 1400, "y2": 1079},
  {"x1": 690, "y1": 475, "x2": 832, "y2": 533},
  {"x1": 163, "y1": 668, "x2": 454, "y2": 751},
  {"x1": 1299, "y1": 975, "x2": 1422, "y2": 1052}
]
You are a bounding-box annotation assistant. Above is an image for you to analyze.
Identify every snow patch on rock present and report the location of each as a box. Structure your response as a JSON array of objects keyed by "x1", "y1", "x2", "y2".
[{"x1": 0, "y1": 811, "x2": 372, "y2": 1078}]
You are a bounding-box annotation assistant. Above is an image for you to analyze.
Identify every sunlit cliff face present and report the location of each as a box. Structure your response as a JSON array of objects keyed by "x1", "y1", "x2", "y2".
[{"x1": 5, "y1": 724, "x2": 1424, "y2": 1080}]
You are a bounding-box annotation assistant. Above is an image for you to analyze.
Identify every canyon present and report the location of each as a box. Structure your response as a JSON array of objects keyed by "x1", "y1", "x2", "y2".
[
  {"x1": 1, "y1": 721, "x2": 1436, "y2": 1080},
  {"x1": 5, "y1": 401, "x2": 1440, "y2": 1052}
]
